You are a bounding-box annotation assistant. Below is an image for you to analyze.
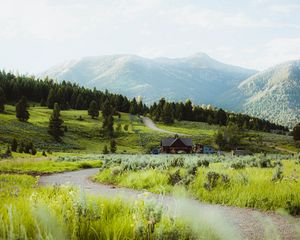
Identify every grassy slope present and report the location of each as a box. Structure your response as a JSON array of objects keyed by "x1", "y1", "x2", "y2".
[
  {"x1": 0, "y1": 105, "x2": 168, "y2": 153},
  {"x1": 0, "y1": 104, "x2": 297, "y2": 154}
]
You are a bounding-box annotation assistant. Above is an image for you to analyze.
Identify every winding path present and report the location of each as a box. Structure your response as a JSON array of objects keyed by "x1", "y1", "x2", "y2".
[
  {"x1": 39, "y1": 168, "x2": 300, "y2": 240},
  {"x1": 141, "y1": 116, "x2": 184, "y2": 135}
]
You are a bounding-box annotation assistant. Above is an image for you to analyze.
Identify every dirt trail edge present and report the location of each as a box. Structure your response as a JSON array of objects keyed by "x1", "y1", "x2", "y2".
[
  {"x1": 39, "y1": 168, "x2": 300, "y2": 240},
  {"x1": 141, "y1": 116, "x2": 186, "y2": 136}
]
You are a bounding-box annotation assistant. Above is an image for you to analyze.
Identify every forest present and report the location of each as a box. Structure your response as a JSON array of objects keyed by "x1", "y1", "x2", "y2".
[{"x1": 0, "y1": 70, "x2": 288, "y2": 132}]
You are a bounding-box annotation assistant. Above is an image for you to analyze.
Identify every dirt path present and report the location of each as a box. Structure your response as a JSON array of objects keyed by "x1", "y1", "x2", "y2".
[
  {"x1": 39, "y1": 168, "x2": 300, "y2": 240},
  {"x1": 141, "y1": 116, "x2": 185, "y2": 135}
]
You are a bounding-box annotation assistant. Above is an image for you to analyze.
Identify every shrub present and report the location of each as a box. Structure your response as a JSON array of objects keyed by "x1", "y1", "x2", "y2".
[
  {"x1": 79, "y1": 162, "x2": 94, "y2": 169},
  {"x1": 230, "y1": 161, "x2": 245, "y2": 169},
  {"x1": 272, "y1": 166, "x2": 283, "y2": 182},
  {"x1": 204, "y1": 171, "x2": 220, "y2": 191},
  {"x1": 197, "y1": 159, "x2": 209, "y2": 167},
  {"x1": 111, "y1": 166, "x2": 122, "y2": 176},
  {"x1": 168, "y1": 169, "x2": 181, "y2": 186},
  {"x1": 187, "y1": 165, "x2": 197, "y2": 176},
  {"x1": 170, "y1": 158, "x2": 184, "y2": 167}
]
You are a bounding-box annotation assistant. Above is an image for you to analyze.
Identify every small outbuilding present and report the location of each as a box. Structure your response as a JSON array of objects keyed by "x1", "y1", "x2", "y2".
[{"x1": 160, "y1": 137, "x2": 193, "y2": 153}]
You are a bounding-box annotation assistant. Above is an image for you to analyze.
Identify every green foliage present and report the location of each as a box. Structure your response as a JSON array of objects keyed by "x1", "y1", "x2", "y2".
[
  {"x1": 110, "y1": 139, "x2": 117, "y2": 153},
  {"x1": 0, "y1": 159, "x2": 102, "y2": 174},
  {"x1": 0, "y1": 86, "x2": 6, "y2": 112},
  {"x1": 11, "y1": 138, "x2": 18, "y2": 152},
  {"x1": 94, "y1": 154, "x2": 300, "y2": 214},
  {"x1": 16, "y1": 96, "x2": 30, "y2": 122},
  {"x1": 103, "y1": 145, "x2": 109, "y2": 154},
  {"x1": 0, "y1": 175, "x2": 201, "y2": 240},
  {"x1": 88, "y1": 100, "x2": 99, "y2": 119},
  {"x1": 48, "y1": 103, "x2": 64, "y2": 141},
  {"x1": 293, "y1": 123, "x2": 300, "y2": 141},
  {"x1": 214, "y1": 123, "x2": 242, "y2": 150},
  {"x1": 161, "y1": 102, "x2": 174, "y2": 124}
]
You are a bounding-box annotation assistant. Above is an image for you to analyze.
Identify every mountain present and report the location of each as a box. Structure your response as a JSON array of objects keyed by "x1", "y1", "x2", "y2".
[
  {"x1": 234, "y1": 60, "x2": 300, "y2": 128},
  {"x1": 40, "y1": 53, "x2": 256, "y2": 105}
]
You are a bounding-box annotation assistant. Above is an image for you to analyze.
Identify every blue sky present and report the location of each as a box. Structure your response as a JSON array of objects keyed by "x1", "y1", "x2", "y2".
[{"x1": 1, "y1": 0, "x2": 300, "y2": 73}]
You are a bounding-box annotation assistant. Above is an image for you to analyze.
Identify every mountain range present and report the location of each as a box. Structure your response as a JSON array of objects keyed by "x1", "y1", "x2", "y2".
[{"x1": 40, "y1": 54, "x2": 300, "y2": 128}]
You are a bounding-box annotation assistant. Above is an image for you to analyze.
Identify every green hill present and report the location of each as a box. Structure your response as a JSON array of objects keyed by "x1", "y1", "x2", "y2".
[{"x1": 0, "y1": 104, "x2": 297, "y2": 155}]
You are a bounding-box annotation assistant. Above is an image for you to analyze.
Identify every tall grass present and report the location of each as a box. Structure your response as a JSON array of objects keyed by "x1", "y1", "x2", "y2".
[
  {"x1": 0, "y1": 174, "x2": 219, "y2": 239},
  {"x1": 93, "y1": 154, "x2": 300, "y2": 214}
]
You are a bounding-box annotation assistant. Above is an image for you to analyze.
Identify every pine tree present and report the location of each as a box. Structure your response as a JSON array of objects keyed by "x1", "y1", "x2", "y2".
[
  {"x1": 292, "y1": 123, "x2": 300, "y2": 141},
  {"x1": 88, "y1": 100, "x2": 99, "y2": 119},
  {"x1": 16, "y1": 96, "x2": 30, "y2": 122},
  {"x1": 47, "y1": 88, "x2": 56, "y2": 109},
  {"x1": 161, "y1": 102, "x2": 174, "y2": 124},
  {"x1": 48, "y1": 103, "x2": 64, "y2": 141},
  {"x1": 103, "y1": 145, "x2": 109, "y2": 154},
  {"x1": 0, "y1": 87, "x2": 6, "y2": 113},
  {"x1": 110, "y1": 139, "x2": 117, "y2": 153},
  {"x1": 11, "y1": 138, "x2": 18, "y2": 152}
]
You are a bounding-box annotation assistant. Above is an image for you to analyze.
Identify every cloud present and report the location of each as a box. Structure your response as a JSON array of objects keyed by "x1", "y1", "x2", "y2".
[
  {"x1": 269, "y1": 4, "x2": 300, "y2": 15},
  {"x1": 159, "y1": 5, "x2": 273, "y2": 29}
]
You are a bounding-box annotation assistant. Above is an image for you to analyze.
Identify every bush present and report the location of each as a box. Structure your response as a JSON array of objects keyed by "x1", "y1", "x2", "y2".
[
  {"x1": 230, "y1": 161, "x2": 245, "y2": 169},
  {"x1": 197, "y1": 159, "x2": 209, "y2": 167},
  {"x1": 170, "y1": 158, "x2": 184, "y2": 167},
  {"x1": 272, "y1": 166, "x2": 283, "y2": 182},
  {"x1": 204, "y1": 171, "x2": 220, "y2": 191},
  {"x1": 79, "y1": 162, "x2": 94, "y2": 169},
  {"x1": 168, "y1": 169, "x2": 181, "y2": 186}
]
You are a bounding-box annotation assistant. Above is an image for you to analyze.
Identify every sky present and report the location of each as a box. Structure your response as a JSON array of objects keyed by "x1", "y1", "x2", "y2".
[{"x1": 1, "y1": 0, "x2": 300, "y2": 74}]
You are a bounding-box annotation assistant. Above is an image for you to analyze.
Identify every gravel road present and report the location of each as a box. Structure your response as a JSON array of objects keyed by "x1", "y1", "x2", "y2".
[
  {"x1": 141, "y1": 116, "x2": 185, "y2": 135},
  {"x1": 39, "y1": 168, "x2": 300, "y2": 240}
]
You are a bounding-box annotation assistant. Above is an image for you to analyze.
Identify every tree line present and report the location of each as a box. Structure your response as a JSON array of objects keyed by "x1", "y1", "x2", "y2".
[
  {"x1": 0, "y1": 70, "x2": 289, "y2": 133},
  {"x1": 148, "y1": 98, "x2": 289, "y2": 132}
]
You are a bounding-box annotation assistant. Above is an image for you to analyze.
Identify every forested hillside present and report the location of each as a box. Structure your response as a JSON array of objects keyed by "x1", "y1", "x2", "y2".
[{"x1": 0, "y1": 70, "x2": 287, "y2": 132}]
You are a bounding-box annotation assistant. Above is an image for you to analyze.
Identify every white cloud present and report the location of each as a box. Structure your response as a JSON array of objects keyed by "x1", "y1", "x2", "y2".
[{"x1": 269, "y1": 4, "x2": 300, "y2": 15}]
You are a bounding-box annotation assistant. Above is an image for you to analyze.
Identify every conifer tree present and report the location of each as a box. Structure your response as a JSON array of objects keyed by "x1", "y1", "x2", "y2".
[
  {"x1": 293, "y1": 123, "x2": 300, "y2": 141},
  {"x1": 0, "y1": 87, "x2": 6, "y2": 113},
  {"x1": 16, "y1": 96, "x2": 30, "y2": 122},
  {"x1": 88, "y1": 100, "x2": 99, "y2": 119},
  {"x1": 103, "y1": 145, "x2": 109, "y2": 154},
  {"x1": 47, "y1": 88, "x2": 56, "y2": 109},
  {"x1": 48, "y1": 103, "x2": 64, "y2": 141},
  {"x1": 11, "y1": 138, "x2": 18, "y2": 152},
  {"x1": 110, "y1": 139, "x2": 117, "y2": 153},
  {"x1": 161, "y1": 102, "x2": 174, "y2": 124}
]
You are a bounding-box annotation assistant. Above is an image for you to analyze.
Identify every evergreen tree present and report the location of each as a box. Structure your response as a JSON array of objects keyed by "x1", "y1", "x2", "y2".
[
  {"x1": 40, "y1": 98, "x2": 47, "y2": 107},
  {"x1": 214, "y1": 130, "x2": 226, "y2": 150},
  {"x1": 16, "y1": 96, "x2": 30, "y2": 122},
  {"x1": 48, "y1": 103, "x2": 64, "y2": 141},
  {"x1": 129, "y1": 98, "x2": 138, "y2": 115},
  {"x1": 161, "y1": 102, "x2": 174, "y2": 124},
  {"x1": 0, "y1": 87, "x2": 6, "y2": 113},
  {"x1": 11, "y1": 138, "x2": 18, "y2": 152},
  {"x1": 47, "y1": 88, "x2": 56, "y2": 108},
  {"x1": 292, "y1": 123, "x2": 300, "y2": 141},
  {"x1": 88, "y1": 100, "x2": 99, "y2": 119},
  {"x1": 110, "y1": 139, "x2": 117, "y2": 153},
  {"x1": 103, "y1": 145, "x2": 109, "y2": 154}
]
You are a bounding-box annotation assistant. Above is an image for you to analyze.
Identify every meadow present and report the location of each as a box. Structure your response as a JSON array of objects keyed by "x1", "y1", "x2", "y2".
[
  {"x1": 92, "y1": 154, "x2": 300, "y2": 215},
  {"x1": 0, "y1": 104, "x2": 297, "y2": 155},
  {"x1": 0, "y1": 174, "x2": 220, "y2": 239}
]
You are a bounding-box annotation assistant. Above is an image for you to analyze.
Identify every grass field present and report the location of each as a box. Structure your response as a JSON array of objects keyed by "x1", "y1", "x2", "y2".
[
  {"x1": 0, "y1": 174, "x2": 225, "y2": 239},
  {"x1": 93, "y1": 154, "x2": 300, "y2": 215},
  {"x1": 0, "y1": 104, "x2": 298, "y2": 155},
  {"x1": 0, "y1": 105, "x2": 168, "y2": 154}
]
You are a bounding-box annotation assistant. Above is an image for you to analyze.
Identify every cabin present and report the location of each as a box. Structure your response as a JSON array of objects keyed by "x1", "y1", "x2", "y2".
[
  {"x1": 195, "y1": 144, "x2": 215, "y2": 154},
  {"x1": 160, "y1": 137, "x2": 193, "y2": 153}
]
